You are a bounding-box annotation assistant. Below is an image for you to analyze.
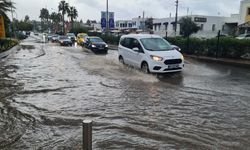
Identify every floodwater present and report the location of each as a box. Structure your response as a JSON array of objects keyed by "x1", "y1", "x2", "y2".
[{"x1": 0, "y1": 36, "x2": 250, "y2": 150}]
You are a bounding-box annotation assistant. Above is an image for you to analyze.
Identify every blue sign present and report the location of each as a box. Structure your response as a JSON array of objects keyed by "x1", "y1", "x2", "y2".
[
  {"x1": 109, "y1": 18, "x2": 114, "y2": 29},
  {"x1": 101, "y1": 18, "x2": 106, "y2": 29},
  {"x1": 101, "y1": 11, "x2": 115, "y2": 29}
]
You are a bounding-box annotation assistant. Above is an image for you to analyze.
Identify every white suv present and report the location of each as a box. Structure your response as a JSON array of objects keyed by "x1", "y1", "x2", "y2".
[{"x1": 118, "y1": 34, "x2": 184, "y2": 73}]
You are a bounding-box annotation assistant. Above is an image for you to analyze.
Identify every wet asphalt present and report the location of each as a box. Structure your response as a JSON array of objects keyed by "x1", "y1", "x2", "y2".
[{"x1": 0, "y1": 36, "x2": 250, "y2": 150}]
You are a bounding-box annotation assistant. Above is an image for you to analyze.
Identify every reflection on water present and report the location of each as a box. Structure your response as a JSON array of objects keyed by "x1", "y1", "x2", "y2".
[{"x1": 0, "y1": 37, "x2": 250, "y2": 149}]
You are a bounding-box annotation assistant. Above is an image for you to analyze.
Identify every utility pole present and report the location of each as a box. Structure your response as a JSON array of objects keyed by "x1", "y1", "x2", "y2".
[
  {"x1": 143, "y1": 11, "x2": 145, "y2": 32},
  {"x1": 106, "y1": 0, "x2": 109, "y2": 35},
  {"x1": 175, "y1": 0, "x2": 179, "y2": 36}
]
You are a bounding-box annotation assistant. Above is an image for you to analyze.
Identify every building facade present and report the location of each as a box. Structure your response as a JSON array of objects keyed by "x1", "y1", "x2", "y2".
[
  {"x1": 115, "y1": 17, "x2": 146, "y2": 31},
  {"x1": 153, "y1": 0, "x2": 250, "y2": 38},
  {"x1": 153, "y1": 15, "x2": 238, "y2": 38}
]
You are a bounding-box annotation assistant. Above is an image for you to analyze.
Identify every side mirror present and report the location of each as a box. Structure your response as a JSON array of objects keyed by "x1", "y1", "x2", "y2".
[{"x1": 132, "y1": 47, "x2": 139, "y2": 52}]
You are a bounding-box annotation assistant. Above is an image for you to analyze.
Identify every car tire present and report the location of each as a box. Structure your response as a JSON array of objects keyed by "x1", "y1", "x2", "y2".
[
  {"x1": 119, "y1": 56, "x2": 124, "y2": 64},
  {"x1": 141, "y1": 62, "x2": 150, "y2": 74}
]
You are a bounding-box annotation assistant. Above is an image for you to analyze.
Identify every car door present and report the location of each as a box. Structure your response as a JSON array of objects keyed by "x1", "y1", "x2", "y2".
[
  {"x1": 119, "y1": 38, "x2": 134, "y2": 65},
  {"x1": 129, "y1": 38, "x2": 144, "y2": 68}
]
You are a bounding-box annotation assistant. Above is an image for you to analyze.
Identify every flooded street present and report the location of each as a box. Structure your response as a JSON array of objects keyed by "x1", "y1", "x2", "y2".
[{"x1": 1, "y1": 36, "x2": 250, "y2": 149}]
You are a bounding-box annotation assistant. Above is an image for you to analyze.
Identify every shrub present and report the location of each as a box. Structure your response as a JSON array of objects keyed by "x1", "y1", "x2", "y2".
[
  {"x1": 165, "y1": 37, "x2": 250, "y2": 59},
  {"x1": 0, "y1": 39, "x2": 19, "y2": 53}
]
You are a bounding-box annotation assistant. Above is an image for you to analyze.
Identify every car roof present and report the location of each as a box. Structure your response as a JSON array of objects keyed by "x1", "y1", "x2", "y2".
[
  {"x1": 88, "y1": 36, "x2": 101, "y2": 39},
  {"x1": 77, "y1": 33, "x2": 88, "y2": 36},
  {"x1": 121, "y1": 34, "x2": 161, "y2": 39}
]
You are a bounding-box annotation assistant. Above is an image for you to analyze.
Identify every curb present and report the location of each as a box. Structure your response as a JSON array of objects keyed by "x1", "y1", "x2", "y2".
[
  {"x1": 0, "y1": 44, "x2": 20, "y2": 59},
  {"x1": 185, "y1": 55, "x2": 250, "y2": 69}
]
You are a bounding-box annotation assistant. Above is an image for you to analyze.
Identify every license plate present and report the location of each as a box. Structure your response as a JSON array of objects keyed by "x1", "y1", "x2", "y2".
[{"x1": 168, "y1": 64, "x2": 179, "y2": 69}]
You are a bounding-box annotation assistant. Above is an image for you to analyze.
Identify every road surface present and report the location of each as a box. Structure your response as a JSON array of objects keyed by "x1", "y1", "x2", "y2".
[{"x1": 0, "y1": 36, "x2": 250, "y2": 149}]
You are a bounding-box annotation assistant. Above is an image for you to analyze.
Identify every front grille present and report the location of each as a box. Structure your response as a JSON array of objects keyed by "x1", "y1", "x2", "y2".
[
  {"x1": 98, "y1": 45, "x2": 105, "y2": 48},
  {"x1": 164, "y1": 67, "x2": 182, "y2": 71},
  {"x1": 164, "y1": 59, "x2": 182, "y2": 65}
]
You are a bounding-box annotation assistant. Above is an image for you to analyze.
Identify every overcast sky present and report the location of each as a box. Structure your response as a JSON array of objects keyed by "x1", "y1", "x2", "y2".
[{"x1": 9, "y1": 0, "x2": 242, "y2": 22}]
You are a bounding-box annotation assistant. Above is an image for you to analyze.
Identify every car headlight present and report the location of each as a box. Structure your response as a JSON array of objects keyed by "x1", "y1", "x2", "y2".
[
  {"x1": 91, "y1": 45, "x2": 96, "y2": 48},
  {"x1": 105, "y1": 44, "x2": 108, "y2": 48},
  {"x1": 150, "y1": 55, "x2": 163, "y2": 61},
  {"x1": 181, "y1": 54, "x2": 184, "y2": 61}
]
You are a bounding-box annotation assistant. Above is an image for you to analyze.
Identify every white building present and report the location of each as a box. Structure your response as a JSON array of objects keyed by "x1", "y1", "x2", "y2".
[
  {"x1": 153, "y1": 15, "x2": 238, "y2": 38},
  {"x1": 115, "y1": 17, "x2": 146, "y2": 31},
  {"x1": 153, "y1": 0, "x2": 250, "y2": 38}
]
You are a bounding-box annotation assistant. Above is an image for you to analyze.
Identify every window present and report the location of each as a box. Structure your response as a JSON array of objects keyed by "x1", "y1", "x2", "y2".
[
  {"x1": 222, "y1": 25, "x2": 225, "y2": 31},
  {"x1": 120, "y1": 38, "x2": 131, "y2": 48},
  {"x1": 248, "y1": 8, "x2": 250, "y2": 15},
  {"x1": 131, "y1": 39, "x2": 143, "y2": 51},
  {"x1": 212, "y1": 24, "x2": 216, "y2": 31},
  {"x1": 165, "y1": 24, "x2": 168, "y2": 31},
  {"x1": 200, "y1": 24, "x2": 204, "y2": 31},
  {"x1": 140, "y1": 38, "x2": 172, "y2": 51},
  {"x1": 121, "y1": 38, "x2": 142, "y2": 51}
]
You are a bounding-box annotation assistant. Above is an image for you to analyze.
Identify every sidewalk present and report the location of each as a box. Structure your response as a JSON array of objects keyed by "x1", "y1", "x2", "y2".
[
  {"x1": 185, "y1": 55, "x2": 250, "y2": 68},
  {"x1": 108, "y1": 44, "x2": 118, "y2": 50}
]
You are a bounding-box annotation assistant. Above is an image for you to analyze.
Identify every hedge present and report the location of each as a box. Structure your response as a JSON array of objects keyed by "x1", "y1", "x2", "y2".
[
  {"x1": 166, "y1": 37, "x2": 250, "y2": 59},
  {"x1": 0, "y1": 39, "x2": 19, "y2": 53}
]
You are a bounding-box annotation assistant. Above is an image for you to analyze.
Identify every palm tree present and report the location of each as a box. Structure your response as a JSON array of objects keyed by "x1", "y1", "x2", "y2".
[
  {"x1": 0, "y1": 0, "x2": 14, "y2": 16},
  {"x1": 58, "y1": 0, "x2": 69, "y2": 34},
  {"x1": 39, "y1": 8, "x2": 49, "y2": 22},
  {"x1": 0, "y1": 0, "x2": 15, "y2": 37},
  {"x1": 50, "y1": 12, "x2": 62, "y2": 32},
  {"x1": 68, "y1": 6, "x2": 78, "y2": 29},
  {"x1": 39, "y1": 8, "x2": 49, "y2": 31}
]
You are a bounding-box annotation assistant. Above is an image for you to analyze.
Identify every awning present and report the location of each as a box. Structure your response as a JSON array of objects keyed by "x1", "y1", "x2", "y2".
[
  {"x1": 153, "y1": 23, "x2": 161, "y2": 25},
  {"x1": 163, "y1": 22, "x2": 169, "y2": 25}
]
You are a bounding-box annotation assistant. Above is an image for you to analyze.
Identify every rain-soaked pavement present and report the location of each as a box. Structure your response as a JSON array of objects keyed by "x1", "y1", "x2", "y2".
[{"x1": 0, "y1": 36, "x2": 250, "y2": 150}]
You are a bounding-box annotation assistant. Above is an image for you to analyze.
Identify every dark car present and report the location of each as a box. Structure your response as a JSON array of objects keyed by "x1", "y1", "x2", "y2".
[
  {"x1": 85, "y1": 37, "x2": 108, "y2": 53},
  {"x1": 58, "y1": 36, "x2": 73, "y2": 46},
  {"x1": 66, "y1": 33, "x2": 76, "y2": 42},
  {"x1": 51, "y1": 35, "x2": 59, "y2": 43}
]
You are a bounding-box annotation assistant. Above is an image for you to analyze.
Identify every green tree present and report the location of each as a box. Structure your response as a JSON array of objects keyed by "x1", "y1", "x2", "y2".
[
  {"x1": 39, "y1": 8, "x2": 49, "y2": 31},
  {"x1": 179, "y1": 17, "x2": 200, "y2": 37},
  {"x1": 16, "y1": 20, "x2": 33, "y2": 31},
  {"x1": 0, "y1": 0, "x2": 15, "y2": 37},
  {"x1": 50, "y1": 12, "x2": 62, "y2": 32},
  {"x1": 145, "y1": 17, "x2": 153, "y2": 30},
  {"x1": 58, "y1": 0, "x2": 69, "y2": 34},
  {"x1": 39, "y1": 8, "x2": 49, "y2": 22},
  {"x1": 68, "y1": 6, "x2": 78, "y2": 29},
  {"x1": 24, "y1": 15, "x2": 29, "y2": 22},
  {"x1": 179, "y1": 17, "x2": 200, "y2": 52}
]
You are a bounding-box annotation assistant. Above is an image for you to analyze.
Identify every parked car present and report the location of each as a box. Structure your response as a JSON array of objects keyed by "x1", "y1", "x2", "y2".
[
  {"x1": 118, "y1": 34, "x2": 184, "y2": 73},
  {"x1": 77, "y1": 33, "x2": 88, "y2": 46},
  {"x1": 66, "y1": 33, "x2": 76, "y2": 42},
  {"x1": 236, "y1": 34, "x2": 250, "y2": 40},
  {"x1": 47, "y1": 34, "x2": 57, "y2": 41},
  {"x1": 85, "y1": 37, "x2": 108, "y2": 53},
  {"x1": 51, "y1": 35, "x2": 59, "y2": 43},
  {"x1": 58, "y1": 36, "x2": 73, "y2": 46}
]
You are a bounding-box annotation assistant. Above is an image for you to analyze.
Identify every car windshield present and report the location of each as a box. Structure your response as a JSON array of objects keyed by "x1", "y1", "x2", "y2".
[
  {"x1": 67, "y1": 33, "x2": 75, "y2": 36},
  {"x1": 79, "y1": 35, "x2": 87, "y2": 38},
  {"x1": 59, "y1": 36, "x2": 68, "y2": 40},
  {"x1": 140, "y1": 38, "x2": 173, "y2": 51},
  {"x1": 89, "y1": 38, "x2": 103, "y2": 43}
]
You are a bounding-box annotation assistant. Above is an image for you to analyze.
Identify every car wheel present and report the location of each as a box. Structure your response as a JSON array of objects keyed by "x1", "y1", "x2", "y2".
[
  {"x1": 141, "y1": 62, "x2": 150, "y2": 74},
  {"x1": 119, "y1": 56, "x2": 124, "y2": 64}
]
